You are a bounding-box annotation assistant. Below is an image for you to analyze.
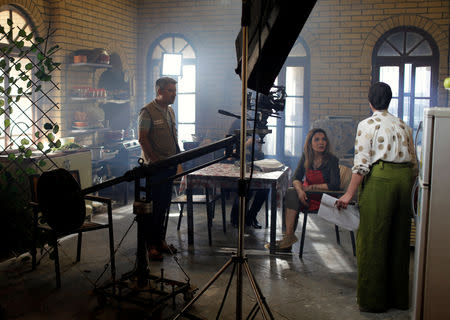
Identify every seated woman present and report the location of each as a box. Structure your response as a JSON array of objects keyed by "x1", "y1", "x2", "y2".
[{"x1": 276, "y1": 128, "x2": 340, "y2": 249}]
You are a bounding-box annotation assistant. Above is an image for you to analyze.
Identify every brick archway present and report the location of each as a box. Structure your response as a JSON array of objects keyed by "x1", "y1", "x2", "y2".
[
  {"x1": 0, "y1": 0, "x2": 46, "y2": 36},
  {"x1": 361, "y1": 15, "x2": 448, "y2": 66},
  {"x1": 361, "y1": 15, "x2": 449, "y2": 106},
  {"x1": 299, "y1": 26, "x2": 319, "y2": 57}
]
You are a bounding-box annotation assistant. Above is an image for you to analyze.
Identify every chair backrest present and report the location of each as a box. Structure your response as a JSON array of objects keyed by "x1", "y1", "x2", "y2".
[
  {"x1": 311, "y1": 117, "x2": 357, "y2": 160},
  {"x1": 31, "y1": 169, "x2": 85, "y2": 234},
  {"x1": 29, "y1": 170, "x2": 80, "y2": 202},
  {"x1": 29, "y1": 174, "x2": 40, "y2": 203},
  {"x1": 339, "y1": 165, "x2": 352, "y2": 191}
]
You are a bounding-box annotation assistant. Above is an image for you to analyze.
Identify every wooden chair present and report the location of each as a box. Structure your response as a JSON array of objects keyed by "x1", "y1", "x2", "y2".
[
  {"x1": 297, "y1": 165, "x2": 356, "y2": 258},
  {"x1": 29, "y1": 170, "x2": 116, "y2": 288},
  {"x1": 164, "y1": 180, "x2": 225, "y2": 246}
]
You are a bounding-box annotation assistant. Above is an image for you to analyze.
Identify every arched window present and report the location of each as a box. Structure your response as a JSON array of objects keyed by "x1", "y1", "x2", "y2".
[
  {"x1": 372, "y1": 27, "x2": 439, "y2": 134},
  {"x1": 147, "y1": 35, "x2": 196, "y2": 149},
  {"x1": 0, "y1": 6, "x2": 35, "y2": 150},
  {"x1": 263, "y1": 39, "x2": 310, "y2": 169}
]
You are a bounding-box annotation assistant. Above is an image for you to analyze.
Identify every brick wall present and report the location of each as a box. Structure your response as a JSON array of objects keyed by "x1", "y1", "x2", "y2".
[
  {"x1": 136, "y1": 0, "x2": 243, "y2": 135},
  {"x1": 1, "y1": 0, "x2": 448, "y2": 143},
  {"x1": 137, "y1": 0, "x2": 449, "y2": 134},
  {"x1": 0, "y1": 0, "x2": 138, "y2": 141},
  {"x1": 303, "y1": 0, "x2": 450, "y2": 122}
]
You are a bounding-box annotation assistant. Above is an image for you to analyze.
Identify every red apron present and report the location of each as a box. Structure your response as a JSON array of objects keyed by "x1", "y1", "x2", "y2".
[{"x1": 302, "y1": 169, "x2": 325, "y2": 211}]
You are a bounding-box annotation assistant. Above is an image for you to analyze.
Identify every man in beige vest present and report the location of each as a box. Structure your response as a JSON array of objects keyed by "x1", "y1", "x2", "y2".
[{"x1": 138, "y1": 77, "x2": 180, "y2": 260}]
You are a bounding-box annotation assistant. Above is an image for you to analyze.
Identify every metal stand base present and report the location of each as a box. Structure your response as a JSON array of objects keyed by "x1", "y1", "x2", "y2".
[
  {"x1": 174, "y1": 254, "x2": 274, "y2": 320},
  {"x1": 93, "y1": 268, "x2": 197, "y2": 316},
  {"x1": 93, "y1": 195, "x2": 197, "y2": 317}
]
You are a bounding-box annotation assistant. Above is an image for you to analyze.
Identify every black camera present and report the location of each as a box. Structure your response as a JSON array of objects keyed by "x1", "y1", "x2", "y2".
[
  {"x1": 247, "y1": 85, "x2": 286, "y2": 142},
  {"x1": 249, "y1": 85, "x2": 286, "y2": 113}
]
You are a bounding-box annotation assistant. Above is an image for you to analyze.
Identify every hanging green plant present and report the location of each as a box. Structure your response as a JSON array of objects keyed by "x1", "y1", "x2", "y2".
[{"x1": 0, "y1": 19, "x2": 62, "y2": 260}]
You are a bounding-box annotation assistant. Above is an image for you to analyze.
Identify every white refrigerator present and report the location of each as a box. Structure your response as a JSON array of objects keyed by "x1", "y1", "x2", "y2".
[{"x1": 412, "y1": 107, "x2": 450, "y2": 320}]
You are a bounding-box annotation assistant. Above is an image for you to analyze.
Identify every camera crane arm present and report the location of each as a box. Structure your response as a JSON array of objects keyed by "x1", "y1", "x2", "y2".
[{"x1": 81, "y1": 134, "x2": 239, "y2": 196}]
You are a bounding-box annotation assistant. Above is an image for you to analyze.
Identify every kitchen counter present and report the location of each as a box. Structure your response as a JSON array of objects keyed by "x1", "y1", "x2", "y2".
[{"x1": 0, "y1": 149, "x2": 92, "y2": 189}]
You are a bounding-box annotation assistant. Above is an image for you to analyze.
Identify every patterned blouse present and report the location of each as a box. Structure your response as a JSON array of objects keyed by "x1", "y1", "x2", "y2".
[{"x1": 352, "y1": 110, "x2": 416, "y2": 175}]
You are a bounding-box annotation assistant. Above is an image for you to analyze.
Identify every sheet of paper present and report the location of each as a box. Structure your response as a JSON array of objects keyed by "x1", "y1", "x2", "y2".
[{"x1": 318, "y1": 193, "x2": 360, "y2": 231}]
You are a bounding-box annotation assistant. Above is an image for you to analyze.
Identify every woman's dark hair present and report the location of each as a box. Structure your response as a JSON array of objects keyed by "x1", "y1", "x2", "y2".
[
  {"x1": 303, "y1": 128, "x2": 333, "y2": 170},
  {"x1": 368, "y1": 82, "x2": 392, "y2": 110}
]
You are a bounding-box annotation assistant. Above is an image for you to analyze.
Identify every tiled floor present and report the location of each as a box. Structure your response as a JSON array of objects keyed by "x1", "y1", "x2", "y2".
[{"x1": 0, "y1": 200, "x2": 412, "y2": 319}]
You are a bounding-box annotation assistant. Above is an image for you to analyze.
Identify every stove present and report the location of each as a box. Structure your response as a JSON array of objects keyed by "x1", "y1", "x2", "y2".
[
  {"x1": 116, "y1": 139, "x2": 141, "y2": 169},
  {"x1": 102, "y1": 139, "x2": 141, "y2": 170},
  {"x1": 121, "y1": 139, "x2": 140, "y2": 151},
  {"x1": 93, "y1": 139, "x2": 141, "y2": 204}
]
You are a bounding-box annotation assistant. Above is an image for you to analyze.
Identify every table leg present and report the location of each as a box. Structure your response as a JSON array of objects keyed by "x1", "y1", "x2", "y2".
[
  {"x1": 187, "y1": 186, "x2": 194, "y2": 245},
  {"x1": 270, "y1": 183, "x2": 277, "y2": 254},
  {"x1": 221, "y1": 191, "x2": 227, "y2": 233}
]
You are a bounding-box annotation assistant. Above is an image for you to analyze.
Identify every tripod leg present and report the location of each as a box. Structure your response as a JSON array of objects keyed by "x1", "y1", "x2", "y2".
[
  {"x1": 243, "y1": 260, "x2": 274, "y2": 320},
  {"x1": 216, "y1": 261, "x2": 237, "y2": 319},
  {"x1": 173, "y1": 258, "x2": 234, "y2": 320},
  {"x1": 247, "y1": 302, "x2": 259, "y2": 320}
]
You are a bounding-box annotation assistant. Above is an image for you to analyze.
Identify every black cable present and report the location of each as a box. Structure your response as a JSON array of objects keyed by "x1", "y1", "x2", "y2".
[{"x1": 93, "y1": 217, "x2": 136, "y2": 287}]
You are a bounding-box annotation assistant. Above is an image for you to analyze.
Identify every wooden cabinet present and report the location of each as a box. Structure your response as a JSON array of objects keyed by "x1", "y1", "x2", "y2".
[
  {"x1": 0, "y1": 149, "x2": 93, "y2": 215},
  {"x1": 37, "y1": 150, "x2": 92, "y2": 189},
  {"x1": 0, "y1": 150, "x2": 92, "y2": 189}
]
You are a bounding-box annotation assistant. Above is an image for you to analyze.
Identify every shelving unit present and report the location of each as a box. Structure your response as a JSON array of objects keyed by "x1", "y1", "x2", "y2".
[
  {"x1": 64, "y1": 52, "x2": 132, "y2": 145},
  {"x1": 64, "y1": 61, "x2": 112, "y2": 141},
  {"x1": 67, "y1": 63, "x2": 111, "y2": 100}
]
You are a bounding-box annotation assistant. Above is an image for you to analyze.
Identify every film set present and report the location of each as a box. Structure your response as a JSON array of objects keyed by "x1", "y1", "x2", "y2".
[{"x1": 1, "y1": 1, "x2": 449, "y2": 320}]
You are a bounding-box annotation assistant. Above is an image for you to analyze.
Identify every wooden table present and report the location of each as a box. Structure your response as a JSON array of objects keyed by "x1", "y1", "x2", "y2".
[{"x1": 185, "y1": 163, "x2": 291, "y2": 253}]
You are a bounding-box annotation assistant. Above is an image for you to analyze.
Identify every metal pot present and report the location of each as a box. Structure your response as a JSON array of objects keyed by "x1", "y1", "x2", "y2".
[
  {"x1": 104, "y1": 130, "x2": 124, "y2": 142},
  {"x1": 90, "y1": 146, "x2": 104, "y2": 161}
]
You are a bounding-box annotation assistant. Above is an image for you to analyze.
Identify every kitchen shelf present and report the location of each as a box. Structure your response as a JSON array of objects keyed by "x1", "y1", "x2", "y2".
[
  {"x1": 68, "y1": 127, "x2": 109, "y2": 135},
  {"x1": 69, "y1": 62, "x2": 112, "y2": 69},
  {"x1": 69, "y1": 98, "x2": 130, "y2": 104},
  {"x1": 65, "y1": 52, "x2": 131, "y2": 148},
  {"x1": 102, "y1": 99, "x2": 130, "y2": 104},
  {"x1": 70, "y1": 97, "x2": 107, "y2": 102}
]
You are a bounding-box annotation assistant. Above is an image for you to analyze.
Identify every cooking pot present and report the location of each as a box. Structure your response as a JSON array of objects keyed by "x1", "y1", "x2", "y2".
[
  {"x1": 104, "y1": 130, "x2": 124, "y2": 142},
  {"x1": 90, "y1": 48, "x2": 110, "y2": 64},
  {"x1": 123, "y1": 128, "x2": 135, "y2": 140},
  {"x1": 90, "y1": 146, "x2": 104, "y2": 161}
]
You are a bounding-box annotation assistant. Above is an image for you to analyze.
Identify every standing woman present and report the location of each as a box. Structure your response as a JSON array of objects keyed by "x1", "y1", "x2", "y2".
[
  {"x1": 275, "y1": 128, "x2": 340, "y2": 249},
  {"x1": 336, "y1": 82, "x2": 417, "y2": 312}
]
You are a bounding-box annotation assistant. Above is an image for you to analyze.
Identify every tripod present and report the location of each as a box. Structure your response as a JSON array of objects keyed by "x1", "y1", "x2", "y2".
[{"x1": 174, "y1": 1, "x2": 274, "y2": 319}]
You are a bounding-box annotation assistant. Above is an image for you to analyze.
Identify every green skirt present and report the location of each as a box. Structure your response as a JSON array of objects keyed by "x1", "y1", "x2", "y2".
[{"x1": 357, "y1": 160, "x2": 415, "y2": 311}]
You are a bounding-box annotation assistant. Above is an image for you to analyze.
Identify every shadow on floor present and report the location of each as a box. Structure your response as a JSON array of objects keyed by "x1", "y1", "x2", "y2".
[{"x1": 0, "y1": 202, "x2": 412, "y2": 320}]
